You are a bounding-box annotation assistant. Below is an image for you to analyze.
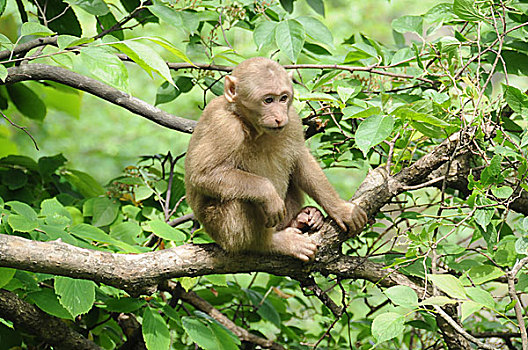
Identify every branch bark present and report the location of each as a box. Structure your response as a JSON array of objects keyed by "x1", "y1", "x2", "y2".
[{"x1": 2, "y1": 64, "x2": 197, "y2": 134}]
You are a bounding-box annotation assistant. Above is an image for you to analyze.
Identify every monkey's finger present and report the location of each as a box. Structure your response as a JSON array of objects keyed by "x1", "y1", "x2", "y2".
[
  {"x1": 335, "y1": 218, "x2": 347, "y2": 232},
  {"x1": 354, "y1": 205, "x2": 368, "y2": 223},
  {"x1": 297, "y1": 254, "x2": 310, "y2": 262}
]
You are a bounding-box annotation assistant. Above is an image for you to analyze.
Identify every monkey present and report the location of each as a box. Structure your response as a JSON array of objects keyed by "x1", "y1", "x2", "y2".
[{"x1": 184, "y1": 57, "x2": 367, "y2": 261}]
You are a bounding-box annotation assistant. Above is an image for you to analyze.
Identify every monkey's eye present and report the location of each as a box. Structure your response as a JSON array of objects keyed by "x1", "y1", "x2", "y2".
[
  {"x1": 279, "y1": 95, "x2": 288, "y2": 103},
  {"x1": 264, "y1": 97, "x2": 274, "y2": 104}
]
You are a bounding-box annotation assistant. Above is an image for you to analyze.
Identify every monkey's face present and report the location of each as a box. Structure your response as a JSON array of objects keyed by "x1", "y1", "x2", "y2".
[
  {"x1": 224, "y1": 60, "x2": 294, "y2": 135},
  {"x1": 254, "y1": 91, "x2": 292, "y2": 133},
  {"x1": 236, "y1": 78, "x2": 293, "y2": 134}
]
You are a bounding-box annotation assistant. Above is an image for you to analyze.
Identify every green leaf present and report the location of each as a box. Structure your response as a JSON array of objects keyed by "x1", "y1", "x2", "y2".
[
  {"x1": 0, "y1": 268, "x2": 15, "y2": 288},
  {"x1": 208, "y1": 320, "x2": 240, "y2": 350},
  {"x1": 80, "y1": 46, "x2": 129, "y2": 92},
  {"x1": 481, "y1": 155, "x2": 504, "y2": 186},
  {"x1": 182, "y1": 317, "x2": 217, "y2": 350},
  {"x1": 54, "y1": 276, "x2": 95, "y2": 317},
  {"x1": 279, "y1": 0, "x2": 294, "y2": 13},
  {"x1": 419, "y1": 296, "x2": 457, "y2": 306},
  {"x1": 110, "y1": 221, "x2": 141, "y2": 244},
  {"x1": 394, "y1": 107, "x2": 450, "y2": 127},
  {"x1": 70, "y1": 223, "x2": 114, "y2": 244},
  {"x1": 429, "y1": 274, "x2": 466, "y2": 299},
  {"x1": 27, "y1": 289, "x2": 73, "y2": 319},
  {"x1": 57, "y1": 35, "x2": 93, "y2": 50},
  {"x1": 205, "y1": 275, "x2": 228, "y2": 287},
  {"x1": 453, "y1": 0, "x2": 484, "y2": 21},
  {"x1": 0, "y1": 64, "x2": 7, "y2": 82},
  {"x1": 38, "y1": 154, "x2": 67, "y2": 179},
  {"x1": 296, "y1": 16, "x2": 333, "y2": 47},
  {"x1": 20, "y1": 22, "x2": 54, "y2": 36},
  {"x1": 61, "y1": 169, "x2": 105, "y2": 197},
  {"x1": 392, "y1": 15, "x2": 423, "y2": 34},
  {"x1": 342, "y1": 106, "x2": 381, "y2": 119},
  {"x1": 515, "y1": 237, "x2": 528, "y2": 255},
  {"x1": 467, "y1": 265, "x2": 505, "y2": 285},
  {"x1": 491, "y1": 186, "x2": 514, "y2": 199},
  {"x1": 2, "y1": 169, "x2": 27, "y2": 190},
  {"x1": 112, "y1": 40, "x2": 174, "y2": 86},
  {"x1": 0, "y1": 0, "x2": 6, "y2": 16},
  {"x1": 143, "y1": 307, "x2": 170, "y2": 350},
  {"x1": 275, "y1": 19, "x2": 306, "y2": 63},
  {"x1": 41, "y1": 198, "x2": 72, "y2": 227},
  {"x1": 7, "y1": 201, "x2": 37, "y2": 220},
  {"x1": 439, "y1": 36, "x2": 461, "y2": 54},
  {"x1": 102, "y1": 297, "x2": 145, "y2": 313},
  {"x1": 465, "y1": 287, "x2": 495, "y2": 309},
  {"x1": 504, "y1": 85, "x2": 528, "y2": 116},
  {"x1": 371, "y1": 312, "x2": 405, "y2": 344},
  {"x1": 474, "y1": 208, "x2": 495, "y2": 229},
  {"x1": 6, "y1": 83, "x2": 47, "y2": 121},
  {"x1": 144, "y1": 37, "x2": 194, "y2": 65},
  {"x1": 92, "y1": 197, "x2": 119, "y2": 227},
  {"x1": 7, "y1": 214, "x2": 38, "y2": 232},
  {"x1": 254, "y1": 21, "x2": 278, "y2": 51},
  {"x1": 245, "y1": 289, "x2": 281, "y2": 327},
  {"x1": 384, "y1": 285, "x2": 418, "y2": 308},
  {"x1": 148, "y1": 220, "x2": 185, "y2": 242},
  {"x1": 355, "y1": 114, "x2": 395, "y2": 156},
  {"x1": 460, "y1": 300, "x2": 482, "y2": 321},
  {"x1": 64, "y1": 0, "x2": 109, "y2": 15},
  {"x1": 306, "y1": 0, "x2": 325, "y2": 16},
  {"x1": 148, "y1": 5, "x2": 198, "y2": 33}
]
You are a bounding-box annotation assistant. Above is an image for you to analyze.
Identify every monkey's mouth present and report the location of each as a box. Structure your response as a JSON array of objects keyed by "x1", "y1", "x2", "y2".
[{"x1": 264, "y1": 125, "x2": 286, "y2": 132}]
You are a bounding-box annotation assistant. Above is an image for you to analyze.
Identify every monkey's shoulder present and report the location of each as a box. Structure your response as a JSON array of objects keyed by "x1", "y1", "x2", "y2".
[{"x1": 189, "y1": 97, "x2": 247, "y2": 152}]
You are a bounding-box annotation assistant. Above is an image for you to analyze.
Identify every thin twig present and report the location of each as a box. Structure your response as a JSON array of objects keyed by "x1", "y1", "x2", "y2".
[
  {"x1": 0, "y1": 111, "x2": 39, "y2": 150},
  {"x1": 508, "y1": 257, "x2": 528, "y2": 350},
  {"x1": 432, "y1": 305, "x2": 496, "y2": 350}
]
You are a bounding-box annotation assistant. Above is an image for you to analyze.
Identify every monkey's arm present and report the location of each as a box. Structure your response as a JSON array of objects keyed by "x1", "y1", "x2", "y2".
[
  {"x1": 293, "y1": 148, "x2": 367, "y2": 233},
  {"x1": 188, "y1": 166, "x2": 286, "y2": 227}
]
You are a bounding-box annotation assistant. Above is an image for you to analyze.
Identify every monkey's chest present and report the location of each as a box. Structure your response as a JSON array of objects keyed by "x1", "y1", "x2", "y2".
[{"x1": 239, "y1": 151, "x2": 294, "y2": 198}]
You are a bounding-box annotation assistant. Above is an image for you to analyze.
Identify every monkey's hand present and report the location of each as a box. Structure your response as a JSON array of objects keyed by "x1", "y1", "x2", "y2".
[
  {"x1": 329, "y1": 202, "x2": 368, "y2": 235},
  {"x1": 262, "y1": 194, "x2": 287, "y2": 228}
]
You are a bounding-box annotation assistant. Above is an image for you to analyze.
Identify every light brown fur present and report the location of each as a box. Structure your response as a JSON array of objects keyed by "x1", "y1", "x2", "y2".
[{"x1": 185, "y1": 57, "x2": 367, "y2": 261}]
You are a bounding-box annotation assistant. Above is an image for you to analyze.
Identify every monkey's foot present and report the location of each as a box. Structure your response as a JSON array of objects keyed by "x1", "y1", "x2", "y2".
[
  {"x1": 288, "y1": 206, "x2": 324, "y2": 232},
  {"x1": 272, "y1": 227, "x2": 318, "y2": 262}
]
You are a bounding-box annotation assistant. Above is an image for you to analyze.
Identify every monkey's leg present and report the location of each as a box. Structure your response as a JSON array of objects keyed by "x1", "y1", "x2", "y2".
[
  {"x1": 288, "y1": 206, "x2": 324, "y2": 232},
  {"x1": 270, "y1": 227, "x2": 318, "y2": 262},
  {"x1": 200, "y1": 200, "x2": 266, "y2": 253}
]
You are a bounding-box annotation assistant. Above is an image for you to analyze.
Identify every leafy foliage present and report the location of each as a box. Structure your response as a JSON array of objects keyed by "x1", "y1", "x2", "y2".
[{"x1": 0, "y1": 0, "x2": 528, "y2": 349}]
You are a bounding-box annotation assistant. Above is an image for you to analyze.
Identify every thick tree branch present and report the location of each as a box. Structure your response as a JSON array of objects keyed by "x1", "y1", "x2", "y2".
[
  {"x1": 2, "y1": 64, "x2": 197, "y2": 133},
  {"x1": 0, "y1": 36, "x2": 58, "y2": 61},
  {"x1": 0, "y1": 289, "x2": 102, "y2": 350}
]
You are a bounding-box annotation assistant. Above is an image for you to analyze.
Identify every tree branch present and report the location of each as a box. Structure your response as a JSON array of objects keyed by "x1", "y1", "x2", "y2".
[
  {"x1": 0, "y1": 36, "x2": 58, "y2": 61},
  {"x1": 2, "y1": 64, "x2": 197, "y2": 133},
  {"x1": 163, "y1": 282, "x2": 285, "y2": 349},
  {"x1": 0, "y1": 289, "x2": 102, "y2": 350}
]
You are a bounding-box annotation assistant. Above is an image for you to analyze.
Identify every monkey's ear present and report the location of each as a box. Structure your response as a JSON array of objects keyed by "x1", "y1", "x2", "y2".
[{"x1": 224, "y1": 75, "x2": 237, "y2": 103}]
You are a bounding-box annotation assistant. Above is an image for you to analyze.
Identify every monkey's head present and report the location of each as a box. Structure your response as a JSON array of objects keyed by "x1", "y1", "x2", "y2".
[{"x1": 224, "y1": 57, "x2": 294, "y2": 134}]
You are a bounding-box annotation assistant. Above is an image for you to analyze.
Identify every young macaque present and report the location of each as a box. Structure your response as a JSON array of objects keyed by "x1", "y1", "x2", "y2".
[{"x1": 185, "y1": 57, "x2": 367, "y2": 261}]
